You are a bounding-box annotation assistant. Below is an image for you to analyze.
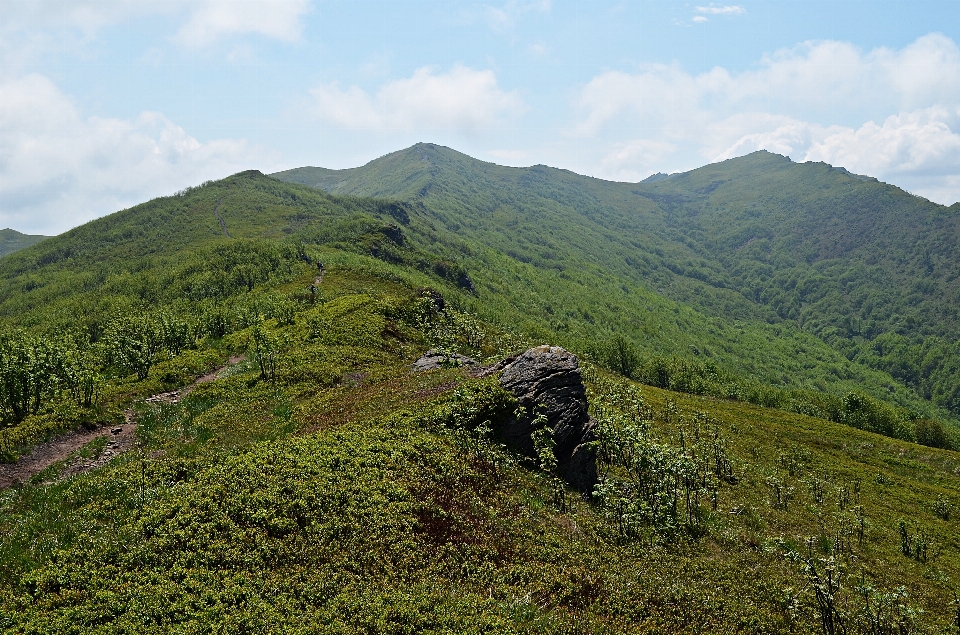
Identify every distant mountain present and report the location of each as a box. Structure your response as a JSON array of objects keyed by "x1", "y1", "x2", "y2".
[
  {"x1": 0, "y1": 228, "x2": 46, "y2": 257},
  {"x1": 274, "y1": 144, "x2": 960, "y2": 417}
]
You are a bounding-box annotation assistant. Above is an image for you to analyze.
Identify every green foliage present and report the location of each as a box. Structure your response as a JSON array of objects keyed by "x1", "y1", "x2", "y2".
[
  {"x1": 275, "y1": 145, "x2": 960, "y2": 429},
  {"x1": 249, "y1": 323, "x2": 284, "y2": 381},
  {"x1": 3, "y1": 151, "x2": 960, "y2": 631},
  {"x1": 0, "y1": 332, "x2": 66, "y2": 423},
  {"x1": 101, "y1": 313, "x2": 166, "y2": 380},
  {"x1": 0, "y1": 228, "x2": 46, "y2": 257},
  {"x1": 590, "y1": 381, "x2": 726, "y2": 540},
  {"x1": 603, "y1": 334, "x2": 640, "y2": 378}
]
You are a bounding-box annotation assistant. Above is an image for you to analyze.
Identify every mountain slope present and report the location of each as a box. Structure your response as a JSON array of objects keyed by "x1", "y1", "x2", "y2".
[
  {"x1": 0, "y1": 228, "x2": 46, "y2": 257},
  {"x1": 273, "y1": 144, "x2": 960, "y2": 419},
  {"x1": 2, "y1": 156, "x2": 960, "y2": 631}
]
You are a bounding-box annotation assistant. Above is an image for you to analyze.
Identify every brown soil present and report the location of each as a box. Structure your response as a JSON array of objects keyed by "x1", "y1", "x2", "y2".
[{"x1": 0, "y1": 355, "x2": 245, "y2": 489}]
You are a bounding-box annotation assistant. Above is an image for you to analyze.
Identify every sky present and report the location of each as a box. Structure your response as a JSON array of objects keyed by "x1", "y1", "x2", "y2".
[{"x1": 2, "y1": 0, "x2": 959, "y2": 235}]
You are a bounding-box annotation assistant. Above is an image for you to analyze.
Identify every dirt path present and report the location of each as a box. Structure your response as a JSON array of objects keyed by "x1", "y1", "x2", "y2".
[
  {"x1": 0, "y1": 356, "x2": 245, "y2": 489},
  {"x1": 213, "y1": 197, "x2": 230, "y2": 238}
]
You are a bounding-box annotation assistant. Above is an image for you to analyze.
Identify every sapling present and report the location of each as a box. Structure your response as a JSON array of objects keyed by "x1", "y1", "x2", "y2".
[
  {"x1": 933, "y1": 493, "x2": 952, "y2": 521},
  {"x1": 532, "y1": 413, "x2": 565, "y2": 512}
]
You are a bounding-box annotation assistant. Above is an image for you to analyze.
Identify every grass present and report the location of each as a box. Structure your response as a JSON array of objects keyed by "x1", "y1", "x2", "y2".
[
  {"x1": 1, "y1": 151, "x2": 959, "y2": 631},
  {"x1": 1, "y1": 264, "x2": 959, "y2": 632}
]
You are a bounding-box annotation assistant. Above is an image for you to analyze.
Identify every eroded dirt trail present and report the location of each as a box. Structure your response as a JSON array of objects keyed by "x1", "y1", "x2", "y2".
[{"x1": 0, "y1": 356, "x2": 244, "y2": 489}]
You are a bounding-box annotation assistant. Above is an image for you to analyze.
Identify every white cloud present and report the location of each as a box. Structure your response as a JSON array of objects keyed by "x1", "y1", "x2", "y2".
[
  {"x1": 600, "y1": 139, "x2": 678, "y2": 181},
  {"x1": 311, "y1": 66, "x2": 525, "y2": 134},
  {"x1": 0, "y1": 0, "x2": 163, "y2": 34},
  {"x1": 175, "y1": 0, "x2": 310, "y2": 47},
  {"x1": 805, "y1": 107, "x2": 960, "y2": 177},
  {"x1": 692, "y1": 16, "x2": 709, "y2": 23},
  {"x1": 708, "y1": 107, "x2": 960, "y2": 203},
  {"x1": 571, "y1": 33, "x2": 960, "y2": 203},
  {"x1": 0, "y1": 74, "x2": 279, "y2": 234},
  {"x1": 487, "y1": 149, "x2": 533, "y2": 163},
  {"x1": 0, "y1": 0, "x2": 310, "y2": 50},
  {"x1": 695, "y1": 5, "x2": 746, "y2": 15}
]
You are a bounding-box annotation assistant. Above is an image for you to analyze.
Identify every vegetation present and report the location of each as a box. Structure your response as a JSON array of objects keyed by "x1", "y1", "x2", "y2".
[
  {"x1": 276, "y1": 145, "x2": 960, "y2": 428},
  {"x1": 0, "y1": 229, "x2": 46, "y2": 258},
  {"x1": 1, "y1": 147, "x2": 959, "y2": 631}
]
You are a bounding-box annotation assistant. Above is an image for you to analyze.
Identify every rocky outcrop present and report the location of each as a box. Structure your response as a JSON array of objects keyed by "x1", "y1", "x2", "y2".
[
  {"x1": 497, "y1": 345, "x2": 597, "y2": 495},
  {"x1": 412, "y1": 349, "x2": 478, "y2": 372}
]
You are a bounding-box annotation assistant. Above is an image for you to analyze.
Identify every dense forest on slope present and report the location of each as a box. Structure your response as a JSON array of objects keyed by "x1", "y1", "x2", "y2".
[
  {"x1": 275, "y1": 145, "x2": 960, "y2": 421},
  {"x1": 0, "y1": 229, "x2": 46, "y2": 258},
  {"x1": 1, "y1": 152, "x2": 959, "y2": 631}
]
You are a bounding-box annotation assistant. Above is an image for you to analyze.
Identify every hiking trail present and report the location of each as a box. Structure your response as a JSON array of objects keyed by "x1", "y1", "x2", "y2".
[{"x1": 0, "y1": 356, "x2": 245, "y2": 489}]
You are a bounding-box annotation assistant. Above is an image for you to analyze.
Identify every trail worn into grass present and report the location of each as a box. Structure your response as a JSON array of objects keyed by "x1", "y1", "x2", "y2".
[
  {"x1": 213, "y1": 196, "x2": 230, "y2": 237},
  {"x1": 0, "y1": 356, "x2": 245, "y2": 489}
]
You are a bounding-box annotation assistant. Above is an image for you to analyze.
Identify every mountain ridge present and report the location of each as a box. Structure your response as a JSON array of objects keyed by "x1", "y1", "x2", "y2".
[
  {"x1": 3, "y1": 145, "x2": 960, "y2": 631},
  {"x1": 273, "y1": 144, "x2": 960, "y2": 418}
]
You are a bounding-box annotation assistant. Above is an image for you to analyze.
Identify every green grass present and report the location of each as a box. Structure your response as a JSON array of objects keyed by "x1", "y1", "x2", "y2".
[
  {"x1": 0, "y1": 229, "x2": 46, "y2": 258},
  {"x1": 1, "y1": 264, "x2": 959, "y2": 632},
  {"x1": 2, "y1": 148, "x2": 960, "y2": 631},
  {"x1": 275, "y1": 145, "x2": 960, "y2": 423}
]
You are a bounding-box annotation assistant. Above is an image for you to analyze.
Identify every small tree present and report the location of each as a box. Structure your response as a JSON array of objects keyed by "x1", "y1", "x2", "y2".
[
  {"x1": 532, "y1": 412, "x2": 566, "y2": 512},
  {"x1": 102, "y1": 314, "x2": 164, "y2": 380},
  {"x1": 606, "y1": 334, "x2": 639, "y2": 378},
  {"x1": 250, "y1": 324, "x2": 284, "y2": 381}
]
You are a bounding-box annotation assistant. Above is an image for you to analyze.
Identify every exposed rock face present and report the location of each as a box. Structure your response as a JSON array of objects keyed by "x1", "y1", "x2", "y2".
[
  {"x1": 412, "y1": 349, "x2": 478, "y2": 372},
  {"x1": 497, "y1": 345, "x2": 597, "y2": 495}
]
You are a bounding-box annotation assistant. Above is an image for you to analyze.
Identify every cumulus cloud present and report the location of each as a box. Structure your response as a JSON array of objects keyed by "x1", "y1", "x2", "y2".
[
  {"x1": 0, "y1": 0, "x2": 161, "y2": 34},
  {"x1": 311, "y1": 66, "x2": 525, "y2": 134},
  {"x1": 572, "y1": 33, "x2": 960, "y2": 203},
  {"x1": 806, "y1": 107, "x2": 960, "y2": 177},
  {"x1": 600, "y1": 139, "x2": 678, "y2": 181},
  {"x1": 0, "y1": 74, "x2": 278, "y2": 234}
]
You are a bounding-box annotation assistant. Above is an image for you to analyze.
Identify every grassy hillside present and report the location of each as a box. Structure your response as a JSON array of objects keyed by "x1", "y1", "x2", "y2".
[
  {"x1": 1, "y1": 167, "x2": 951, "y2": 448},
  {"x1": 275, "y1": 145, "x2": 960, "y2": 427},
  {"x1": 0, "y1": 229, "x2": 46, "y2": 258},
  {"x1": 2, "y1": 260, "x2": 960, "y2": 633},
  {"x1": 1, "y1": 153, "x2": 960, "y2": 631}
]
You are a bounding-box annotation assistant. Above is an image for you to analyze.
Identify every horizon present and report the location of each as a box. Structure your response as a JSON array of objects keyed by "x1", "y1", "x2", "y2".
[
  {"x1": 9, "y1": 143, "x2": 956, "y2": 238},
  {"x1": 2, "y1": 0, "x2": 959, "y2": 234}
]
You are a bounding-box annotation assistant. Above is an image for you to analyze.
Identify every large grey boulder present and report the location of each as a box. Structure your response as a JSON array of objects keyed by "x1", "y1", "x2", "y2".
[{"x1": 497, "y1": 345, "x2": 597, "y2": 495}]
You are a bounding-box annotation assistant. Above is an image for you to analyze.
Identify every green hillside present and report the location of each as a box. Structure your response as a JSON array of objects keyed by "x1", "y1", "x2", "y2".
[
  {"x1": 1, "y1": 150, "x2": 960, "y2": 631},
  {"x1": 0, "y1": 229, "x2": 46, "y2": 258},
  {"x1": 276, "y1": 144, "x2": 960, "y2": 427},
  {"x1": 2, "y1": 163, "x2": 953, "y2": 444}
]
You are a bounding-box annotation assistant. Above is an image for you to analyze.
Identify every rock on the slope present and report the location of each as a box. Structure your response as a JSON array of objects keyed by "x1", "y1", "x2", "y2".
[
  {"x1": 412, "y1": 349, "x2": 479, "y2": 372},
  {"x1": 497, "y1": 345, "x2": 597, "y2": 495}
]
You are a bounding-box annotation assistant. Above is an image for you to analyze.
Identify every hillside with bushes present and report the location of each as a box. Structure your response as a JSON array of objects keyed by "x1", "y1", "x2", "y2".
[{"x1": 1, "y1": 148, "x2": 959, "y2": 632}]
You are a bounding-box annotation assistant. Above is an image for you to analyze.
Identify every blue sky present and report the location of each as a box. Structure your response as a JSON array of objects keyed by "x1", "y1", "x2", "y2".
[{"x1": 2, "y1": 0, "x2": 959, "y2": 234}]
